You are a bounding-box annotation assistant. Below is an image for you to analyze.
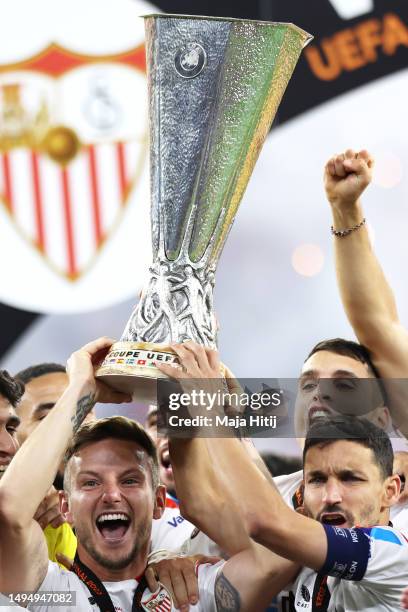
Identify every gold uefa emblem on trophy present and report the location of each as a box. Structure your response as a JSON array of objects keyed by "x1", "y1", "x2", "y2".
[{"x1": 96, "y1": 14, "x2": 312, "y2": 402}]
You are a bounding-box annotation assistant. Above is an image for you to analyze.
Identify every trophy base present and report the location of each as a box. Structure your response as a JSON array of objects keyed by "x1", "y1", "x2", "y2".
[{"x1": 95, "y1": 341, "x2": 179, "y2": 404}]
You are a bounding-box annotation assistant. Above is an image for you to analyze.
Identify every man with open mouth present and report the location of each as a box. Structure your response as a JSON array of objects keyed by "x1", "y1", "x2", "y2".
[
  {"x1": 158, "y1": 340, "x2": 408, "y2": 611},
  {"x1": 0, "y1": 337, "x2": 308, "y2": 611}
]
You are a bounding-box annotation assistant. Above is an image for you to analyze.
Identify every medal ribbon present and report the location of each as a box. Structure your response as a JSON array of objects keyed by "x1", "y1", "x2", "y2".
[{"x1": 72, "y1": 552, "x2": 148, "y2": 612}]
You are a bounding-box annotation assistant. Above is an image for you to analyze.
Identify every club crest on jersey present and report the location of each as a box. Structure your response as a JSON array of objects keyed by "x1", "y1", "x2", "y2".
[
  {"x1": 0, "y1": 42, "x2": 147, "y2": 281},
  {"x1": 141, "y1": 584, "x2": 172, "y2": 611}
]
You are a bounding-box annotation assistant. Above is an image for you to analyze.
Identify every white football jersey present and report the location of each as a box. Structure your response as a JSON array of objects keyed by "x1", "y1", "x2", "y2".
[
  {"x1": 21, "y1": 560, "x2": 224, "y2": 612},
  {"x1": 291, "y1": 524, "x2": 408, "y2": 611},
  {"x1": 151, "y1": 505, "x2": 196, "y2": 553}
]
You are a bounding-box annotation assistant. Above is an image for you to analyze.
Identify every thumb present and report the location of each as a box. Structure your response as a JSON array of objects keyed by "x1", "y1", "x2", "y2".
[{"x1": 144, "y1": 566, "x2": 159, "y2": 593}]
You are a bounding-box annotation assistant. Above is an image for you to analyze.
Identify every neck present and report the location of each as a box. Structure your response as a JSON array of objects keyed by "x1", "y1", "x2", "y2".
[
  {"x1": 378, "y1": 508, "x2": 390, "y2": 527},
  {"x1": 76, "y1": 542, "x2": 149, "y2": 582}
]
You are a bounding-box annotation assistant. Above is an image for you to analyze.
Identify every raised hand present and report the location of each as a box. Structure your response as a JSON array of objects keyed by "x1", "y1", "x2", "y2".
[{"x1": 324, "y1": 148, "x2": 374, "y2": 210}]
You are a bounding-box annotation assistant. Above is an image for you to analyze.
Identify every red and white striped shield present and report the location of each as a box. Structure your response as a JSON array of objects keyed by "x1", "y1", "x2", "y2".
[
  {"x1": 0, "y1": 43, "x2": 148, "y2": 281},
  {"x1": 141, "y1": 584, "x2": 173, "y2": 611}
]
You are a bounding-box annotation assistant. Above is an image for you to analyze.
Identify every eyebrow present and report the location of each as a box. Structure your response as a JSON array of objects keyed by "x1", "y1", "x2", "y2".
[
  {"x1": 32, "y1": 403, "x2": 56, "y2": 418},
  {"x1": 77, "y1": 466, "x2": 146, "y2": 479},
  {"x1": 306, "y1": 468, "x2": 366, "y2": 479},
  {"x1": 77, "y1": 470, "x2": 100, "y2": 479},
  {"x1": 300, "y1": 369, "x2": 360, "y2": 382},
  {"x1": 306, "y1": 470, "x2": 326, "y2": 480}
]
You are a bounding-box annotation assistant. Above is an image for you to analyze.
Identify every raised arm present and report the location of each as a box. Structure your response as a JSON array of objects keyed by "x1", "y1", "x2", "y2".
[
  {"x1": 158, "y1": 344, "x2": 327, "y2": 567},
  {"x1": 158, "y1": 344, "x2": 313, "y2": 610},
  {"x1": 0, "y1": 338, "x2": 130, "y2": 595},
  {"x1": 326, "y1": 149, "x2": 408, "y2": 432}
]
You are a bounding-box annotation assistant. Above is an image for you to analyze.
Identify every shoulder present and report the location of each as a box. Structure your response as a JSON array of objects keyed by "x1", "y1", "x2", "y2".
[
  {"x1": 390, "y1": 503, "x2": 408, "y2": 532},
  {"x1": 38, "y1": 560, "x2": 82, "y2": 591},
  {"x1": 194, "y1": 561, "x2": 228, "y2": 612},
  {"x1": 273, "y1": 470, "x2": 303, "y2": 506},
  {"x1": 151, "y1": 506, "x2": 195, "y2": 552}
]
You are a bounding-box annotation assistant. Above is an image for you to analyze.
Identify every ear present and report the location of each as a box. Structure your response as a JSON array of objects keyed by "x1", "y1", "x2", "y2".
[
  {"x1": 59, "y1": 490, "x2": 74, "y2": 525},
  {"x1": 382, "y1": 474, "x2": 401, "y2": 509},
  {"x1": 371, "y1": 406, "x2": 391, "y2": 431},
  {"x1": 153, "y1": 484, "x2": 166, "y2": 519}
]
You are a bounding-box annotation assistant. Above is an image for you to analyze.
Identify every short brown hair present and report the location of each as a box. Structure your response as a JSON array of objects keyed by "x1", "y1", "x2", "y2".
[
  {"x1": 64, "y1": 416, "x2": 159, "y2": 492},
  {"x1": 306, "y1": 338, "x2": 387, "y2": 403},
  {"x1": 304, "y1": 416, "x2": 393, "y2": 480},
  {"x1": 0, "y1": 370, "x2": 24, "y2": 407}
]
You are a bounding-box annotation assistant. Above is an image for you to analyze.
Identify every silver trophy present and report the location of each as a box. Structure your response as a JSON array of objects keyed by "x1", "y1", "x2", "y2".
[{"x1": 96, "y1": 14, "x2": 312, "y2": 401}]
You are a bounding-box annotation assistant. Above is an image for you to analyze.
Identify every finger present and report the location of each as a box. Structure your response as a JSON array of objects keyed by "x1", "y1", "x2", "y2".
[
  {"x1": 36, "y1": 507, "x2": 63, "y2": 530},
  {"x1": 326, "y1": 158, "x2": 336, "y2": 177},
  {"x1": 156, "y1": 361, "x2": 186, "y2": 380},
  {"x1": 179, "y1": 564, "x2": 199, "y2": 605},
  {"x1": 205, "y1": 347, "x2": 221, "y2": 375},
  {"x1": 334, "y1": 154, "x2": 347, "y2": 177},
  {"x1": 344, "y1": 148, "x2": 355, "y2": 159},
  {"x1": 80, "y1": 337, "x2": 116, "y2": 355},
  {"x1": 34, "y1": 501, "x2": 47, "y2": 520},
  {"x1": 144, "y1": 566, "x2": 159, "y2": 593},
  {"x1": 56, "y1": 553, "x2": 74, "y2": 570},
  {"x1": 223, "y1": 364, "x2": 243, "y2": 399},
  {"x1": 51, "y1": 515, "x2": 66, "y2": 529},
  {"x1": 181, "y1": 341, "x2": 211, "y2": 373},
  {"x1": 168, "y1": 569, "x2": 190, "y2": 611},
  {"x1": 171, "y1": 344, "x2": 202, "y2": 377},
  {"x1": 342, "y1": 158, "x2": 371, "y2": 178},
  {"x1": 357, "y1": 149, "x2": 374, "y2": 168}
]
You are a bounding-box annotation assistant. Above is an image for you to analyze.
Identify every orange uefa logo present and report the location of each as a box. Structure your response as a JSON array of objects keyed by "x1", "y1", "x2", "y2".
[{"x1": 305, "y1": 12, "x2": 408, "y2": 81}]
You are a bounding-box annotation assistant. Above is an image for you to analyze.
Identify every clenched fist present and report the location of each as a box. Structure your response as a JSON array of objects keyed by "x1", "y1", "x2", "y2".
[{"x1": 324, "y1": 149, "x2": 374, "y2": 210}]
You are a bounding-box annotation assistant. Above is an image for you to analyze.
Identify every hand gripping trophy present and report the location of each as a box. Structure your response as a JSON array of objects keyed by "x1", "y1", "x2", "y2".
[{"x1": 96, "y1": 14, "x2": 312, "y2": 401}]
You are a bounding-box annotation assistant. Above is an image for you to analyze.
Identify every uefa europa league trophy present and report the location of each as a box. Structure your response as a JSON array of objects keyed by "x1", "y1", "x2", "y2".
[{"x1": 96, "y1": 14, "x2": 311, "y2": 401}]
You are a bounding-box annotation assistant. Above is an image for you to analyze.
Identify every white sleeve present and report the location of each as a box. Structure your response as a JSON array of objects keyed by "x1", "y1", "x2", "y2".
[
  {"x1": 0, "y1": 592, "x2": 27, "y2": 611},
  {"x1": 26, "y1": 562, "x2": 78, "y2": 612},
  {"x1": 190, "y1": 561, "x2": 225, "y2": 612},
  {"x1": 273, "y1": 469, "x2": 303, "y2": 507},
  {"x1": 361, "y1": 527, "x2": 408, "y2": 589},
  {"x1": 180, "y1": 529, "x2": 224, "y2": 558}
]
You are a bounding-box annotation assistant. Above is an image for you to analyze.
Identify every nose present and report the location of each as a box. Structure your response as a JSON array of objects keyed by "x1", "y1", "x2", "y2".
[
  {"x1": 313, "y1": 379, "x2": 332, "y2": 402},
  {"x1": 101, "y1": 481, "x2": 122, "y2": 504},
  {"x1": 322, "y1": 478, "x2": 342, "y2": 506},
  {"x1": 0, "y1": 427, "x2": 18, "y2": 460}
]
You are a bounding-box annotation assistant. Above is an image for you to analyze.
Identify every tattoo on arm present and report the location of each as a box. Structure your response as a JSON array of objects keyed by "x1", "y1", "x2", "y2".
[
  {"x1": 215, "y1": 572, "x2": 241, "y2": 612},
  {"x1": 71, "y1": 393, "x2": 96, "y2": 432}
]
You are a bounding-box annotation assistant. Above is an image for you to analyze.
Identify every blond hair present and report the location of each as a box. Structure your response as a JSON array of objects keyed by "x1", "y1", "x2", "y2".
[{"x1": 64, "y1": 416, "x2": 159, "y2": 492}]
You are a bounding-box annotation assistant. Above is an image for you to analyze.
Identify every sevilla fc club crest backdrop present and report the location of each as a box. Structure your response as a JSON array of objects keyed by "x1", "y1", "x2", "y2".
[
  {"x1": 0, "y1": 44, "x2": 146, "y2": 282},
  {"x1": 1, "y1": 1, "x2": 408, "y2": 453},
  {"x1": 0, "y1": 0, "x2": 152, "y2": 313}
]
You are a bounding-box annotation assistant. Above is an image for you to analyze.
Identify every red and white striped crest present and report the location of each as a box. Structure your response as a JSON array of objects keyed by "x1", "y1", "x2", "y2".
[
  {"x1": 0, "y1": 43, "x2": 148, "y2": 281},
  {"x1": 141, "y1": 584, "x2": 173, "y2": 611}
]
